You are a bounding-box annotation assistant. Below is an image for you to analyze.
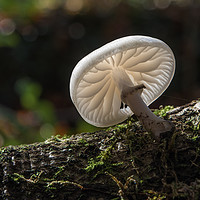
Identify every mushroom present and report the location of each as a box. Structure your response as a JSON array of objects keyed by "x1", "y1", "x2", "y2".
[{"x1": 70, "y1": 35, "x2": 175, "y2": 140}]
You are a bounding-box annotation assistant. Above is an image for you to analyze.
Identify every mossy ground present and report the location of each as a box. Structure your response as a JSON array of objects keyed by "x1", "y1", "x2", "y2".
[{"x1": 0, "y1": 100, "x2": 200, "y2": 199}]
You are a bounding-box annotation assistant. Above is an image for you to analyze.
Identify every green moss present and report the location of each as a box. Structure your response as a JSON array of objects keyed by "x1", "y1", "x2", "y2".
[
  {"x1": 46, "y1": 180, "x2": 83, "y2": 190},
  {"x1": 77, "y1": 138, "x2": 90, "y2": 147},
  {"x1": 44, "y1": 135, "x2": 69, "y2": 144},
  {"x1": 185, "y1": 115, "x2": 200, "y2": 131},
  {"x1": 107, "y1": 116, "x2": 138, "y2": 133},
  {"x1": 53, "y1": 166, "x2": 65, "y2": 178},
  {"x1": 12, "y1": 171, "x2": 43, "y2": 184},
  {"x1": 153, "y1": 105, "x2": 174, "y2": 118},
  {"x1": 85, "y1": 141, "x2": 123, "y2": 173},
  {"x1": 85, "y1": 129, "x2": 126, "y2": 173},
  {"x1": 145, "y1": 190, "x2": 167, "y2": 200},
  {"x1": 12, "y1": 173, "x2": 26, "y2": 183}
]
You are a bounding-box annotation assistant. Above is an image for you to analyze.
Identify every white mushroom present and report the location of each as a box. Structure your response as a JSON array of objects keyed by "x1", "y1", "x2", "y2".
[{"x1": 70, "y1": 35, "x2": 175, "y2": 140}]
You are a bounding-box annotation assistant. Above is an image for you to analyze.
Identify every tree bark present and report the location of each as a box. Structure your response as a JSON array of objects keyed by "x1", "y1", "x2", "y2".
[{"x1": 0, "y1": 100, "x2": 200, "y2": 200}]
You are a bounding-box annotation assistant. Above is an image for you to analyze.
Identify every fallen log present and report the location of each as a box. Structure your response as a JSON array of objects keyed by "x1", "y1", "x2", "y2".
[{"x1": 0, "y1": 100, "x2": 200, "y2": 200}]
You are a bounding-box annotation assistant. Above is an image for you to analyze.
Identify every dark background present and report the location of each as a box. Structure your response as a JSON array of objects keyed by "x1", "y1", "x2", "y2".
[{"x1": 0, "y1": 0, "x2": 199, "y2": 146}]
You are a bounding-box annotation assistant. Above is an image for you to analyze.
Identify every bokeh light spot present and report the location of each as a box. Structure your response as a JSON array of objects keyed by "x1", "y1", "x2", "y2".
[
  {"x1": 65, "y1": 0, "x2": 84, "y2": 13},
  {"x1": 154, "y1": 0, "x2": 171, "y2": 9},
  {"x1": 40, "y1": 123, "x2": 55, "y2": 139},
  {"x1": 0, "y1": 18, "x2": 15, "y2": 35}
]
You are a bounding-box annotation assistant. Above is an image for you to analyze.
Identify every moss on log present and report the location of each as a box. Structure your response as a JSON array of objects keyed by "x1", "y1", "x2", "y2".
[{"x1": 0, "y1": 100, "x2": 200, "y2": 200}]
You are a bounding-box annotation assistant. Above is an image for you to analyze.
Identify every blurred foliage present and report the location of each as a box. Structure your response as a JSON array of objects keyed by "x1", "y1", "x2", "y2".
[
  {"x1": 0, "y1": 34, "x2": 19, "y2": 47},
  {"x1": 0, "y1": 0, "x2": 199, "y2": 146},
  {"x1": 15, "y1": 78, "x2": 56, "y2": 124},
  {"x1": 0, "y1": 77, "x2": 99, "y2": 147},
  {"x1": 0, "y1": 78, "x2": 57, "y2": 146}
]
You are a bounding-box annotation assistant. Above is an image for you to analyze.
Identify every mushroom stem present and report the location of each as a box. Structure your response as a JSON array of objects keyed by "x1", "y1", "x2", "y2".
[
  {"x1": 121, "y1": 84, "x2": 175, "y2": 140},
  {"x1": 112, "y1": 68, "x2": 174, "y2": 140}
]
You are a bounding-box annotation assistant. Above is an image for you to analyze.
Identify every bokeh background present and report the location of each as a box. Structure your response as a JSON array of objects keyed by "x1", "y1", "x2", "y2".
[{"x1": 0, "y1": 0, "x2": 199, "y2": 146}]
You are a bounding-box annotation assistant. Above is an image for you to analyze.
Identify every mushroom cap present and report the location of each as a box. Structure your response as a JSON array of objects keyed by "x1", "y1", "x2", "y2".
[{"x1": 70, "y1": 35, "x2": 175, "y2": 127}]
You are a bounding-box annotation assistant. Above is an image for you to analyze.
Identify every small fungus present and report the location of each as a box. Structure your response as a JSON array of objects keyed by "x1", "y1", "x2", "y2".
[{"x1": 70, "y1": 36, "x2": 175, "y2": 140}]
